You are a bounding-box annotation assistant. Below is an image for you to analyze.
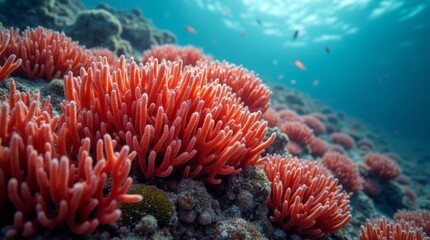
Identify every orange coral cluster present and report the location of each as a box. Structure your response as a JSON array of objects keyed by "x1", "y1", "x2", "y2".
[
  {"x1": 205, "y1": 61, "x2": 272, "y2": 113},
  {"x1": 142, "y1": 44, "x2": 212, "y2": 67},
  {"x1": 0, "y1": 27, "x2": 117, "y2": 81},
  {"x1": 280, "y1": 121, "x2": 314, "y2": 147},
  {"x1": 364, "y1": 153, "x2": 401, "y2": 180},
  {"x1": 360, "y1": 219, "x2": 428, "y2": 240},
  {"x1": 0, "y1": 80, "x2": 141, "y2": 237},
  {"x1": 64, "y1": 56, "x2": 275, "y2": 184},
  {"x1": 394, "y1": 209, "x2": 430, "y2": 236},
  {"x1": 261, "y1": 155, "x2": 351, "y2": 239},
  {"x1": 0, "y1": 31, "x2": 21, "y2": 82},
  {"x1": 321, "y1": 152, "x2": 363, "y2": 193}
]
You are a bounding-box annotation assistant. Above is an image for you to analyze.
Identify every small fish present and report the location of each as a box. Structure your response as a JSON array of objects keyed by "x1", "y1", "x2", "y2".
[
  {"x1": 312, "y1": 79, "x2": 319, "y2": 87},
  {"x1": 325, "y1": 46, "x2": 331, "y2": 54},
  {"x1": 290, "y1": 79, "x2": 297, "y2": 85},
  {"x1": 293, "y1": 30, "x2": 299, "y2": 40},
  {"x1": 185, "y1": 26, "x2": 196, "y2": 34},
  {"x1": 241, "y1": 31, "x2": 247, "y2": 38},
  {"x1": 222, "y1": 9, "x2": 229, "y2": 16},
  {"x1": 294, "y1": 60, "x2": 306, "y2": 70},
  {"x1": 277, "y1": 74, "x2": 284, "y2": 80},
  {"x1": 256, "y1": 19, "x2": 262, "y2": 25},
  {"x1": 272, "y1": 59, "x2": 278, "y2": 65}
]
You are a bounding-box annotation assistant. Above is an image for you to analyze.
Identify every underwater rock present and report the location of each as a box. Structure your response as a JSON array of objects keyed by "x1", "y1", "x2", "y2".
[
  {"x1": 262, "y1": 127, "x2": 288, "y2": 156},
  {"x1": 0, "y1": 0, "x2": 83, "y2": 30},
  {"x1": 172, "y1": 179, "x2": 218, "y2": 239},
  {"x1": 212, "y1": 218, "x2": 267, "y2": 240},
  {"x1": 94, "y1": 3, "x2": 176, "y2": 57},
  {"x1": 66, "y1": 9, "x2": 132, "y2": 56}
]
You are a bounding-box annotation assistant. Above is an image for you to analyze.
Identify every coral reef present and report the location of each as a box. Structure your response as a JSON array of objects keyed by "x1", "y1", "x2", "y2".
[
  {"x1": 143, "y1": 44, "x2": 211, "y2": 67},
  {"x1": 360, "y1": 219, "x2": 428, "y2": 240},
  {"x1": 63, "y1": 56, "x2": 275, "y2": 184},
  {"x1": 260, "y1": 155, "x2": 351, "y2": 239},
  {"x1": 321, "y1": 152, "x2": 363, "y2": 193},
  {"x1": 0, "y1": 31, "x2": 21, "y2": 83},
  {"x1": 0, "y1": 80, "x2": 141, "y2": 237}
]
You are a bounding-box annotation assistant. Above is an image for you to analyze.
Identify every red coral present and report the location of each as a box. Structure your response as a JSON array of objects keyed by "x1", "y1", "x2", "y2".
[
  {"x1": 64, "y1": 56, "x2": 275, "y2": 184},
  {"x1": 205, "y1": 61, "x2": 272, "y2": 113},
  {"x1": 261, "y1": 155, "x2": 351, "y2": 239},
  {"x1": 0, "y1": 31, "x2": 22, "y2": 82},
  {"x1": 360, "y1": 219, "x2": 427, "y2": 240},
  {"x1": 394, "y1": 209, "x2": 430, "y2": 235},
  {"x1": 301, "y1": 115, "x2": 325, "y2": 135},
  {"x1": 142, "y1": 44, "x2": 212, "y2": 67},
  {"x1": 262, "y1": 107, "x2": 279, "y2": 128},
  {"x1": 279, "y1": 121, "x2": 314, "y2": 147},
  {"x1": 309, "y1": 138, "x2": 329, "y2": 158},
  {"x1": 286, "y1": 142, "x2": 302, "y2": 156},
  {"x1": 1, "y1": 27, "x2": 116, "y2": 81},
  {"x1": 321, "y1": 152, "x2": 363, "y2": 192},
  {"x1": 330, "y1": 132, "x2": 354, "y2": 149},
  {"x1": 0, "y1": 80, "x2": 141, "y2": 237},
  {"x1": 364, "y1": 153, "x2": 401, "y2": 180},
  {"x1": 277, "y1": 109, "x2": 302, "y2": 122},
  {"x1": 1, "y1": 27, "x2": 92, "y2": 80}
]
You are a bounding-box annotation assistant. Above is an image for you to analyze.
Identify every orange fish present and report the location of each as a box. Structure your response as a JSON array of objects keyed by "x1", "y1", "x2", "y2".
[
  {"x1": 185, "y1": 26, "x2": 196, "y2": 34},
  {"x1": 294, "y1": 60, "x2": 306, "y2": 70}
]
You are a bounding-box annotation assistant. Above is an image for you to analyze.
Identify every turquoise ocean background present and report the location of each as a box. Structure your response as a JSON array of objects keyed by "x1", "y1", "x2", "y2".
[{"x1": 82, "y1": 0, "x2": 430, "y2": 146}]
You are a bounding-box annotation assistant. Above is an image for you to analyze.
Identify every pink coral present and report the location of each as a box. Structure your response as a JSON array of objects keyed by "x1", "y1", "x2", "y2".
[
  {"x1": 364, "y1": 153, "x2": 401, "y2": 181},
  {"x1": 309, "y1": 138, "x2": 329, "y2": 158},
  {"x1": 394, "y1": 209, "x2": 430, "y2": 235},
  {"x1": 261, "y1": 155, "x2": 351, "y2": 239},
  {"x1": 330, "y1": 132, "x2": 354, "y2": 149},
  {"x1": 142, "y1": 44, "x2": 211, "y2": 67},
  {"x1": 301, "y1": 115, "x2": 325, "y2": 135},
  {"x1": 321, "y1": 152, "x2": 363, "y2": 192},
  {"x1": 277, "y1": 109, "x2": 302, "y2": 122},
  {"x1": 279, "y1": 121, "x2": 314, "y2": 147},
  {"x1": 360, "y1": 219, "x2": 427, "y2": 240},
  {"x1": 64, "y1": 56, "x2": 275, "y2": 184},
  {"x1": 0, "y1": 80, "x2": 141, "y2": 237},
  {"x1": 262, "y1": 107, "x2": 279, "y2": 128},
  {"x1": 286, "y1": 142, "x2": 302, "y2": 156}
]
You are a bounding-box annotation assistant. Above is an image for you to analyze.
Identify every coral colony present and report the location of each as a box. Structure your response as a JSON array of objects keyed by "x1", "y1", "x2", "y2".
[{"x1": 0, "y1": 2, "x2": 429, "y2": 240}]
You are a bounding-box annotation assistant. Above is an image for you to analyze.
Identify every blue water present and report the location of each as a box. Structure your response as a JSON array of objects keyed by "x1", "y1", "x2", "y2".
[{"x1": 83, "y1": 0, "x2": 430, "y2": 143}]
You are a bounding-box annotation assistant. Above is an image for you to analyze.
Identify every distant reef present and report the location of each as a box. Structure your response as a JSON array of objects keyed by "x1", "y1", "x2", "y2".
[{"x1": 0, "y1": 0, "x2": 176, "y2": 57}]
